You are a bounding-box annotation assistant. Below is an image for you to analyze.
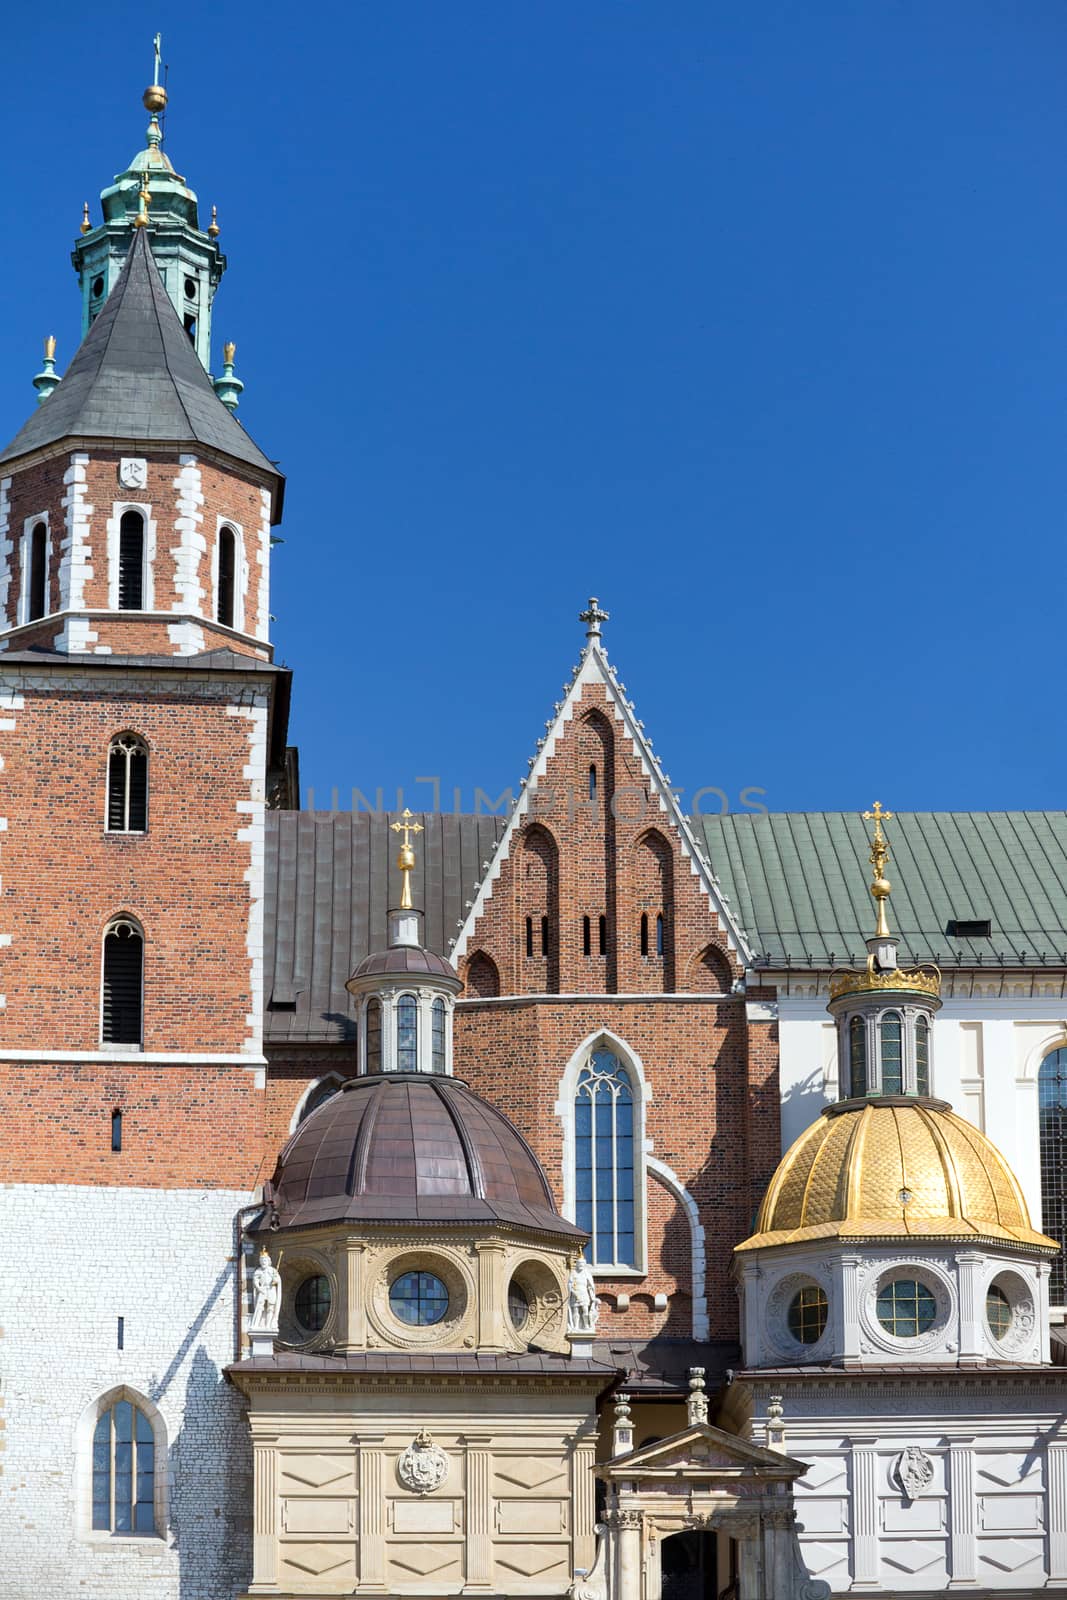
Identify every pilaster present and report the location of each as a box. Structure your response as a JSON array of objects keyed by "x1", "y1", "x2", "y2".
[
  {"x1": 1048, "y1": 1442, "x2": 1067, "y2": 1582},
  {"x1": 338, "y1": 1240, "x2": 366, "y2": 1351},
  {"x1": 356, "y1": 1438, "x2": 385, "y2": 1590},
  {"x1": 955, "y1": 1252, "x2": 985, "y2": 1363},
  {"x1": 948, "y1": 1437, "x2": 977, "y2": 1585},
  {"x1": 476, "y1": 1243, "x2": 506, "y2": 1349},
  {"x1": 850, "y1": 1438, "x2": 879, "y2": 1589},
  {"x1": 573, "y1": 1436, "x2": 597, "y2": 1572},
  {"x1": 465, "y1": 1436, "x2": 493, "y2": 1589},
  {"x1": 251, "y1": 1438, "x2": 279, "y2": 1590}
]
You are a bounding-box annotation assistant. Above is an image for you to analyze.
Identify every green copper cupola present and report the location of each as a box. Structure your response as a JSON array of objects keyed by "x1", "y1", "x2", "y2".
[{"x1": 71, "y1": 36, "x2": 225, "y2": 373}]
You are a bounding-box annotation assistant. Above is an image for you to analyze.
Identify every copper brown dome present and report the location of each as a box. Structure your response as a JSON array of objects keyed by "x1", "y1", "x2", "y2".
[
  {"x1": 263, "y1": 1073, "x2": 583, "y2": 1238},
  {"x1": 349, "y1": 946, "x2": 460, "y2": 983}
]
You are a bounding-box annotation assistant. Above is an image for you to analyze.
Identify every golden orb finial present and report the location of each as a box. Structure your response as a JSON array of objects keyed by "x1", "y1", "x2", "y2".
[
  {"x1": 208, "y1": 204, "x2": 220, "y2": 238},
  {"x1": 80, "y1": 201, "x2": 92, "y2": 236},
  {"x1": 143, "y1": 31, "x2": 167, "y2": 113},
  {"x1": 390, "y1": 809, "x2": 425, "y2": 911},
  {"x1": 861, "y1": 800, "x2": 894, "y2": 939}
]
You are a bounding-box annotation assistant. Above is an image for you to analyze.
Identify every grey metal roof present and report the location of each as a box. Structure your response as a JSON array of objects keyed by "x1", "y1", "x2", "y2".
[
  {"x1": 228, "y1": 1351, "x2": 617, "y2": 1378},
  {"x1": 0, "y1": 644, "x2": 281, "y2": 674},
  {"x1": 265, "y1": 811, "x2": 506, "y2": 1043},
  {"x1": 698, "y1": 812, "x2": 1067, "y2": 969},
  {"x1": 0, "y1": 227, "x2": 282, "y2": 506}
]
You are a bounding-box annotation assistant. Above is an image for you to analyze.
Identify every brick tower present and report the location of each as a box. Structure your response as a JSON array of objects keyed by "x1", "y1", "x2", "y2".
[{"x1": 0, "y1": 68, "x2": 285, "y2": 1598}]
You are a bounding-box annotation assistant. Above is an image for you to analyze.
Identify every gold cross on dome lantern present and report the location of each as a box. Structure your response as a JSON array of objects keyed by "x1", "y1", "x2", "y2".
[{"x1": 391, "y1": 808, "x2": 424, "y2": 910}]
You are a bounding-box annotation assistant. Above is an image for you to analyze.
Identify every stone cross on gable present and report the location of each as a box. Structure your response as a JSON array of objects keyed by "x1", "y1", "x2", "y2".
[{"x1": 579, "y1": 596, "x2": 609, "y2": 642}]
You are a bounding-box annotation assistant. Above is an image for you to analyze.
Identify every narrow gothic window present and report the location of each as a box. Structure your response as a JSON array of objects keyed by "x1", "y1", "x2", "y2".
[
  {"x1": 849, "y1": 1015, "x2": 867, "y2": 1097},
  {"x1": 540, "y1": 915, "x2": 549, "y2": 956},
  {"x1": 589, "y1": 764, "x2": 597, "y2": 800},
  {"x1": 640, "y1": 914, "x2": 649, "y2": 956},
  {"x1": 575, "y1": 1049, "x2": 636, "y2": 1267},
  {"x1": 1039, "y1": 1047, "x2": 1067, "y2": 1301},
  {"x1": 525, "y1": 916, "x2": 533, "y2": 958},
  {"x1": 107, "y1": 735, "x2": 148, "y2": 833},
  {"x1": 111, "y1": 1109, "x2": 122, "y2": 1152},
  {"x1": 92, "y1": 1398, "x2": 156, "y2": 1534},
  {"x1": 28, "y1": 522, "x2": 47, "y2": 621},
  {"x1": 880, "y1": 1011, "x2": 903, "y2": 1094},
  {"x1": 431, "y1": 998, "x2": 446, "y2": 1073},
  {"x1": 397, "y1": 994, "x2": 418, "y2": 1072},
  {"x1": 582, "y1": 916, "x2": 591, "y2": 956},
  {"x1": 915, "y1": 1015, "x2": 930, "y2": 1095},
  {"x1": 102, "y1": 920, "x2": 143, "y2": 1046},
  {"x1": 598, "y1": 915, "x2": 607, "y2": 956},
  {"x1": 118, "y1": 511, "x2": 145, "y2": 610},
  {"x1": 217, "y1": 526, "x2": 236, "y2": 627},
  {"x1": 655, "y1": 913, "x2": 664, "y2": 956},
  {"x1": 365, "y1": 999, "x2": 382, "y2": 1073}
]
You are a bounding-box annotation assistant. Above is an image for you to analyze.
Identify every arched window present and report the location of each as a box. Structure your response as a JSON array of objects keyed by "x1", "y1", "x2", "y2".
[
  {"x1": 915, "y1": 1015, "x2": 930, "y2": 1096},
  {"x1": 217, "y1": 526, "x2": 236, "y2": 627},
  {"x1": 92, "y1": 1396, "x2": 157, "y2": 1534},
  {"x1": 431, "y1": 998, "x2": 446, "y2": 1074},
  {"x1": 575, "y1": 1048, "x2": 635, "y2": 1267},
  {"x1": 102, "y1": 919, "x2": 143, "y2": 1046},
  {"x1": 106, "y1": 734, "x2": 148, "y2": 833},
  {"x1": 849, "y1": 1015, "x2": 867, "y2": 1097},
  {"x1": 397, "y1": 994, "x2": 418, "y2": 1072},
  {"x1": 598, "y1": 914, "x2": 607, "y2": 956},
  {"x1": 111, "y1": 1109, "x2": 122, "y2": 1151},
  {"x1": 1039, "y1": 1047, "x2": 1067, "y2": 1301},
  {"x1": 525, "y1": 916, "x2": 533, "y2": 958},
  {"x1": 28, "y1": 521, "x2": 47, "y2": 621},
  {"x1": 118, "y1": 511, "x2": 145, "y2": 611},
  {"x1": 880, "y1": 1012, "x2": 903, "y2": 1094},
  {"x1": 582, "y1": 916, "x2": 591, "y2": 956},
  {"x1": 589, "y1": 764, "x2": 598, "y2": 800},
  {"x1": 300, "y1": 1078, "x2": 340, "y2": 1122},
  {"x1": 655, "y1": 913, "x2": 664, "y2": 956},
  {"x1": 640, "y1": 914, "x2": 649, "y2": 957},
  {"x1": 365, "y1": 999, "x2": 382, "y2": 1073}
]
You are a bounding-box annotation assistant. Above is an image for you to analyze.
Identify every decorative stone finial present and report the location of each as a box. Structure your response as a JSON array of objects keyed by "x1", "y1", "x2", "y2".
[
  {"x1": 208, "y1": 204, "x2": 220, "y2": 238},
  {"x1": 391, "y1": 808, "x2": 424, "y2": 912},
  {"x1": 80, "y1": 201, "x2": 92, "y2": 236},
  {"x1": 686, "y1": 1367, "x2": 708, "y2": 1426},
  {"x1": 32, "y1": 336, "x2": 61, "y2": 405},
  {"x1": 213, "y1": 342, "x2": 244, "y2": 411},
  {"x1": 579, "y1": 596, "x2": 609, "y2": 643},
  {"x1": 765, "y1": 1394, "x2": 786, "y2": 1454},
  {"x1": 611, "y1": 1393, "x2": 634, "y2": 1457},
  {"x1": 133, "y1": 172, "x2": 152, "y2": 229}
]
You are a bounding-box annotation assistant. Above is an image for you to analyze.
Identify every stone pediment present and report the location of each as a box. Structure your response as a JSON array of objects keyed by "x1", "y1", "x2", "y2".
[{"x1": 598, "y1": 1422, "x2": 808, "y2": 1483}]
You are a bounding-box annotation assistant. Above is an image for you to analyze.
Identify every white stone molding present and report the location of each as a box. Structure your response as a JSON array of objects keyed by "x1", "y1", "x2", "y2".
[
  {"x1": 858, "y1": 1258, "x2": 957, "y2": 1362},
  {"x1": 228, "y1": 699, "x2": 268, "y2": 1054},
  {"x1": 1048, "y1": 1442, "x2": 1067, "y2": 1581},
  {"x1": 59, "y1": 452, "x2": 93, "y2": 618},
  {"x1": 762, "y1": 1266, "x2": 835, "y2": 1365},
  {"x1": 555, "y1": 1028, "x2": 652, "y2": 1275},
  {"x1": 0, "y1": 475, "x2": 12, "y2": 620},
  {"x1": 255, "y1": 485, "x2": 272, "y2": 642},
  {"x1": 171, "y1": 457, "x2": 206, "y2": 618},
  {"x1": 212, "y1": 513, "x2": 246, "y2": 633},
  {"x1": 288, "y1": 1071, "x2": 346, "y2": 1132},
  {"x1": 16, "y1": 511, "x2": 51, "y2": 625},
  {"x1": 848, "y1": 1439, "x2": 879, "y2": 1588},
  {"x1": 97, "y1": 910, "x2": 145, "y2": 1051},
  {"x1": 645, "y1": 1155, "x2": 707, "y2": 1338}
]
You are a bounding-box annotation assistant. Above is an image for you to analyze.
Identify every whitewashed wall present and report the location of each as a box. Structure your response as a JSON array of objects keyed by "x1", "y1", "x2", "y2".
[{"x1": 0, "y1": 1183, "x2": 253, "y2": 1600}]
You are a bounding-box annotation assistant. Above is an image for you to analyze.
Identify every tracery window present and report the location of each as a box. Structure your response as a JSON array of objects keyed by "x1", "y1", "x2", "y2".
[
  {"x1": 575, "y1": 1048, "x2": 635, "y2": 1268},
  {"x1": 915, "y1": 1014, "x2": 930, "y2": 1095},
  {"x1": 365, "y1": 999, "x2": 382, "y2": 1073},
  {"x1": 397, "y1": 994, "x2": 418, "y2": 1073},
  {"x1": 106, "y1": 734, "x2": 148, "y2": 833},
  {"x1": 92, "y1": 1398, "x2": 157, "y2": 1535},
  {"x1": 431, "y1": 998, "x2": 446, "y2": 1074},
  {"x1": 1039, "y1": 1047, "x2": 1067, "y2": 1301},
  {"x1": 102, "y1": 919, "x2": 143, "y2": 1046}
]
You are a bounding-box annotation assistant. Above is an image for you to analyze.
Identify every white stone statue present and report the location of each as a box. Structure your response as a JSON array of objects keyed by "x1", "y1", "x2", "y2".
[
  {"x1": 251, "y1": 1248, "x2": 282, "y2": 1331},
  {"x1": 567, "y1": 1253, "x2": 600, "y2": 1334}
]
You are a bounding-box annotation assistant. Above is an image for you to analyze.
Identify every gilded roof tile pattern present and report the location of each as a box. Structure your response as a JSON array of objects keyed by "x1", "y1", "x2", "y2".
[{"x1": 736, "y1": 1099, "x2": 1059, "y2": 1253}]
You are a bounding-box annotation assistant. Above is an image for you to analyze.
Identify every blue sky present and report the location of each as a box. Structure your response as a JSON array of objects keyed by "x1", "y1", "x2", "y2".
[{"x1": 2, "y1": 3, "x2": 1065, "y2": 815}]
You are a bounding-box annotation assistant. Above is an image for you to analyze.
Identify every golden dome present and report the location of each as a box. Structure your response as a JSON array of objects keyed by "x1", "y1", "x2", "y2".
[{"x1": 737, "y1": 1096, "x2": 1058, "y2": 1254}]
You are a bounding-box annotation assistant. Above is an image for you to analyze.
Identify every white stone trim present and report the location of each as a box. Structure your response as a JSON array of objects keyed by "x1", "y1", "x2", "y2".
[
  {"x1": 645, "y1": 1155, "x2": 708, "y2": 1339},
  {"x1": 456, "y1": 990, "x2": 733, "y2": 1006},
  {"x1": 16, "y1": 511, "x2": 51, "y2": 625},
  {"x1": 452, "y1": 642, "x2": 753, "y2": 964},
  {"x1": 256, "y1": 486, "x2": 272, "y2": 643},
  {"x1": 106, "y1": 499, "x2": 156, "y2": 612},
  {"x1": 0, "y1": 1049, "x2": 268, "y2": 1064},
  {"x1": 73, "y1": 1383, "x2": 169, "y2": 1542},
  {"x1": 171, "y1": 457, "x2": 206, "y2": 617},
  {"x1": 228, "y1": 699, "x2": 268, "y2": 1053},
  {"x1": 288, "y1": 1071, "x2": 347, "y2": 1132},
  {"x1": 59, "y1": 452, "x2": 93, "y2": 614},
  {"x1": 212, "y1": 514, "x2": 247, "y2": 633},
  {"x1": 554, "y1": 1027, "x2": 652, "y2": 1275},
  {"x1": 98, "y1": 912, "x2": 145, "y2": 1049},
  {"x1": 0, "y1": 475, "x2": 12, "y2": 620}
]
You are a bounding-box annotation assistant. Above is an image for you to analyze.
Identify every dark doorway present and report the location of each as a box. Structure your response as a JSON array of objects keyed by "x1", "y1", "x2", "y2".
[{"x1": 660, "y1": 1530, "x2": 721, "y2": 1600}]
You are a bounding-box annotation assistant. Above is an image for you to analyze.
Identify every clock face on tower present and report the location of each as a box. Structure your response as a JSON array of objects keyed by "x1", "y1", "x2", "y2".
[{"x1": 119, "y1": 457, "x2": 148, "y2": 490}]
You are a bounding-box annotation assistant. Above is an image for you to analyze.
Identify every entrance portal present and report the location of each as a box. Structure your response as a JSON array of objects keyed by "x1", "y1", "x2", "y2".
[{"x1": 660, "y1": 1529, "x2": 735, "y2": 1600}]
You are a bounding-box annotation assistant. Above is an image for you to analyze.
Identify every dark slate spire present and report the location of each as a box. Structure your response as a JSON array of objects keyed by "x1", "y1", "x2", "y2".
[{"x1": 0, "y1": 228, "x2": 282, "y2": 512}]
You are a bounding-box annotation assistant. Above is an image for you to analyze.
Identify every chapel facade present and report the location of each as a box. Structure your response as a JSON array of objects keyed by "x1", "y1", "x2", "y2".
[{"x1": 3, "y1": 58, "x2": 1067, "y2": 1600}]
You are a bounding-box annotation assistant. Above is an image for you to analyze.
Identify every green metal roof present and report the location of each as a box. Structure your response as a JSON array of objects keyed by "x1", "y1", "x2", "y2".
[{"x1": 696, "y1": 812, "x2": 1067, "y2": 969}]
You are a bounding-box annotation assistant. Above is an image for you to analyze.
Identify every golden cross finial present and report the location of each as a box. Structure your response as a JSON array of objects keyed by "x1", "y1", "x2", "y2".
[
  {"x1": 152, "y1": 32, "x2": 163, "y2": 87},
  {"x1": 862, "y1": 801, "x2": 894, "y2": 939},
  {"x1": 391, "y1": 808, "x2": 424, "y2": 910}
]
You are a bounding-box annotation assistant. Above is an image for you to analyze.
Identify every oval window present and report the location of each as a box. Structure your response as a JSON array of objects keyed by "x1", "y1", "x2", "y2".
[
  {"x1": 389, "y1": 1270, "x2": 449, "y2": 1326},
  {"x1": 508, "y1": 1280, "x2": 530, "y2": 1331},
  {"x1": 787, "y1": 1284, "x2": 828, "y2": 1344},
  {"x1": 876, "y1": 1278, "x2": 936, "y2": 1337},
  {"x1": 986, "y1": 1284, "x2": 1013, "y2": 1341},
  {"x1": 294, "y1": 1273, "x2": 331, "y2": 1333}
]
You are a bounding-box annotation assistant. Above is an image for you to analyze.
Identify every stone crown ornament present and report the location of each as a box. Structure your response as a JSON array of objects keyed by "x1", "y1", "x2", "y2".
[{"x1": 397, "y1": 1429, "x2": 449, "y2": 1495}]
